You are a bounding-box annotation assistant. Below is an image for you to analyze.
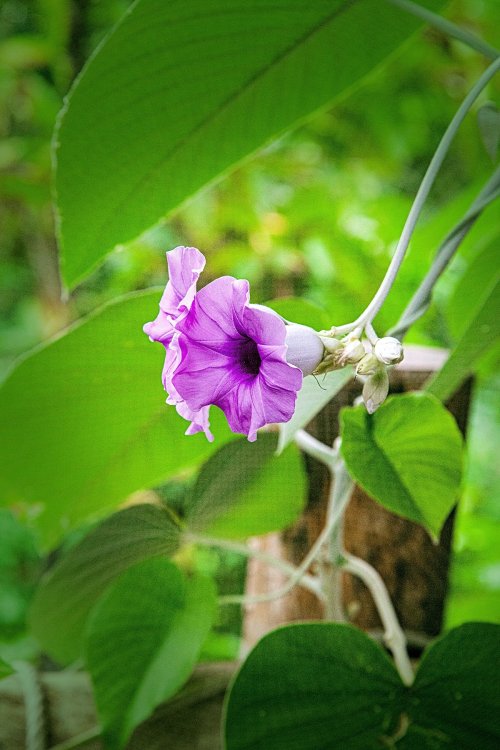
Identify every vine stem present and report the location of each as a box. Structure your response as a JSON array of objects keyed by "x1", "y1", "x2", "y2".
[
  {"x1": 185, "y1": 531, "x2": 325, "y2": 602},
  {"x1": 332, "y1": 55, "x2": 500, "y2": 337},
  {"x1": 388, "y1": 165, "x2": 500, "y2": 340},
  {"x1": 340, "y1": 553, "x2": 414, "y2": 686},
  {"x1": 214, "y1": 455, "x2": 353, "y2": 606},
  {"x1": 385, "y1": 0, "x2": 499, "y2": 60}
]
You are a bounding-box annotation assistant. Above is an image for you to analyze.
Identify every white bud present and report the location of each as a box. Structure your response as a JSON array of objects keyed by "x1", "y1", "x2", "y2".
[
  {"x1": 362, "y1": 368, "x2": 389, "y2": 414},
  {"x1": 319, "y1": 335, "x2": 342, "y2": 354},
  {"x1": 374, "y1": 336, "x2": 404, "y2": 365},
  {"x1": 356, "y1": 353, "x2": 379, "y2": 376},
  {"x1": 285, "y1": 324, "x2": 325, "y2": 376},
  {"x1": 337, "y1": 339, "x2": 366, "y2": 366}
]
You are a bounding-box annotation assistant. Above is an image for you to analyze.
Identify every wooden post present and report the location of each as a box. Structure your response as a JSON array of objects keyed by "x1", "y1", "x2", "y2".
[{"x1": 243, "y1": 346, "x2": 472, "y2": 654}]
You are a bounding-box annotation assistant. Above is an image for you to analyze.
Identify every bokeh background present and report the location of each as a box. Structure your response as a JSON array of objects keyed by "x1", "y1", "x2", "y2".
[{"x1": 1, "y1": 0, "x2": 499, "y2": 662}]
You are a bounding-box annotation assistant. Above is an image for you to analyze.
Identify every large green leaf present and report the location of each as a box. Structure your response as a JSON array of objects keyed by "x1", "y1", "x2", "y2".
[
  {"x1": 86, "y1": 557, "x2": 216, "y2": 750},
  {"x1": 55, "y1": 0, "x2": 443, "y2": 286},
  {"x1": 224, "y1": 623, "x2": 404, "y2": 750},
  {"x1": 0, "y1": 291, "x2": 230, "y2": 540},
  {"x1": 30, "y1": 503, "x2": 181, "y2": 664},
  {"x1": 340, "y1": 392, "x2": 463, "y2": 537},
  {"x1": 399, "y1": 622, "x2": 500, "y2": 749},
  {"x1": 224, "y1": 622, "x2": 500, "y2": 750},
  {"x1": 278, "y1": 368, "x2": 353, "y2": 452},
  {"x1": 428, "y1": 276, "x2": 500, "y2": 401},
  {"x1": 186, "y1": 433, "x2": 306, "y2": 539}
]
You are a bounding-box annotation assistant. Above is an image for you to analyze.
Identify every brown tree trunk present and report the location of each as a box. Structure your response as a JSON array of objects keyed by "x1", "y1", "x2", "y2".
[{"x1": 243, "y1": 346, "x2": 472, "y2": 655}]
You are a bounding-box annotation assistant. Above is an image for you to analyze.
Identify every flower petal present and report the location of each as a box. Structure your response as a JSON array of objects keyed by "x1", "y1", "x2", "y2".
[
  {"x1": 143, "y1": 246, "x2": 205, "y2": 344},
  {"x1": 176, "y1": 276, "x2": 250, "y2": 346}
]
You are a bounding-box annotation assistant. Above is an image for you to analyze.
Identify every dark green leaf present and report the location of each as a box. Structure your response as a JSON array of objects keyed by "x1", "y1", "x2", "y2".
[
  {"x1": 86, "y1": 557, "x2": 216, "y2": 750},
  {"x1": 340, "y1": 393, "x2": 463, "y2": 537},
  {"x1": 55, "y1": 0, "x2": 444, "y2": 286},
  {"x1": 400, "y1": 622, "x2": 500, "y2": 749},
  {"x1": 30, "y1": 504, "x2": 181, "y2": 664},
  {"x1": 187, "y1": 433, "x2": 306, "y2": 538},
  {"x1": 428, "y1": 276, "x2": 500, "y2": 401},
  {"x1": 0, "y1": 291, "x2": 231, "y2": 541},
  {"x1": 278, "y1": 368, "x2": 352, "y2": 452},
  {"x1": 224, "y1": 622, "x2": 404, "y2": 750},
  {"x1": 224, "y1": 622, "x2": 500, "y2": 749}
]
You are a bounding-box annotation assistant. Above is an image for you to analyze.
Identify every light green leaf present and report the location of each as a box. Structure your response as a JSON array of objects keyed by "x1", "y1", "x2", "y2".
[
  {"x1": 399, "y1": 622, "x2": 500, "y2": 749},
  {"x1": 86, "y1": 557, "x2": 216, "y2": 750},
  {"x1": 278, "y1": 368, "x2": 353, "y2": 453},
  {"x1": 0, "y1": 291, "x2": 231, "y2": 541},
  {"x1": 427, "y1": 276, "x2": 500, "y2": 401},
  {"x1": 224, "y1": 623, "x2": 404, "y2": 750},
  {"x1": 55, "y1": 0, "x2": 444, "y2": 286},
  {"x1": 30, "y1": 504, "x2": 181, "y2": 664},
  {"x1": 264, "y1": 297, "x2": 331, "y2": 329},
  {"x1": 224, "y1": 622, "x2": 500, "y2": 750},
  {"x1": 186, "y1": 433, "x2": 306, "y2": 539},
  {"x1": 340, "y1": 392, "x2": 463, "y2": 537}
]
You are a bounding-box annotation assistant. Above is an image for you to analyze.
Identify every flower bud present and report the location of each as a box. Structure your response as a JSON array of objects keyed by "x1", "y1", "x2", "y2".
[
  {"x1": 285, "y1": 324, "x2": 325, "y2": 376},
  {"x1": 356, "y1": 353, "x2": 379, "y2": 376},
  {"x1": 336, "y1": 338, "x2": 366, "y2": 367},
  {"x1": 362, "y1": 368, "x2": 389, "y2": 414},
  {"x1": 374, "y1": 336, "x2": 404, "y2": 366},
  {"x1": 319, "y1": 336, "x2": 342, "y2": 354}
]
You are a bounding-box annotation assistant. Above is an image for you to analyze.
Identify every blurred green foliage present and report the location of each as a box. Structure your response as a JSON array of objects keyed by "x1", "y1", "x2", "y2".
[{"x1": 0, "y1": 0, "x2": 498, "y2": 665}]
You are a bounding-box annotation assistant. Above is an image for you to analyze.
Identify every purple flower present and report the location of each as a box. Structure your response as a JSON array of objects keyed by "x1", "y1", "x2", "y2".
[{"x1": 144, "y1": 247, "x2": 306, "y2": 442}]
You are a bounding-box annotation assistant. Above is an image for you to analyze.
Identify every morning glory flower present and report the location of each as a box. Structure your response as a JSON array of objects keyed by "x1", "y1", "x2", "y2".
[{"x1": 144, "y1": 246, "x2": 323, "y2": 442}]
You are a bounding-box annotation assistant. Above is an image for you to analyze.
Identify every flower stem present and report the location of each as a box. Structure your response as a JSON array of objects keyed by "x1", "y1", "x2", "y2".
[
  {"x1": 294, "y1": 428, "x2": 337, "y2": 467},
  {"x1": 185, "y1": 531, "x2": 324, "y2": 602},
  {"x1": 340, "y1": 552, "x2": 414, "y2": 685},
  {"x1": 333, "y1": 56, "x2": 500, "y2": 337},
  {"x1": 385, "y1": 0, "x2": 499, "y2": 60},
  {"x1": 388, "y1": 165, "x2": 500, "y2": 340},
  {"x1": 216, "y1": 457, "x2": 353, "y2": 606}
]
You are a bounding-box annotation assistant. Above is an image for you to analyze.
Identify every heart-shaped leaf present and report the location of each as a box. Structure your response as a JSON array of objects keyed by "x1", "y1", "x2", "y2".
[
  {"x1": 224, "y1": 622, "x2": 404, "y2": 750},
  {"x1": 86, "y1": 557, "x2": 216, "y2": 750},
  {"x1": 400, "y1": 622, "x2": 500, "y2": 749},
  {"x1": 186, "y1": 433, "x2": 306, "y2": 539},
  {"x1": 224, "y1": 622, "x2": 500, "y2": 749},
  {"x1": 55, "y1": 0, "x2": 443, "y2": 286},
  {"x1": 30, "y1": 503, "x2": 181, "y2": 664},
  {"x1": 340, "y1": 392, "x2": 463, "y2": 537}
]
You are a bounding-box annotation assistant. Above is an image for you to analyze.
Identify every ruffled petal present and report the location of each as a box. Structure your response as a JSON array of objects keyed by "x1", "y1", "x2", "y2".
[
  {"x1": 163, "y1": 334, "x2": 214, "y2": 441},
  {"x1": 143, "y1": 246, "x2": 205, "y2": 345}
]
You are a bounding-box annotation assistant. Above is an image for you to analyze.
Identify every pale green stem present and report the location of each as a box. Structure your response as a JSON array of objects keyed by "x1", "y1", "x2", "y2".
[
  {"x1": 388, "y1": 165, "x2": 500, "y2": 339},
  {"x1": 215, "y1": 459, "x2": 353, "y2": 606},
  {"x1": 294, "y1": 428, "x2": 337, "y2": 467},
  {"x1": 333, "y1": 56, "x2": 500, "y2": 337},
  {"x1": 385, "y1": 0, "x2": 499, "y2": 60},
  {"x1": 185, "y1": 531, "x2": 324, "y2": 602},
  {"x1": 13, "y1": 661, "x2": 45, "y2": 750},
  {"x1": 340, "y1": 552, "x2": 414, "y2": 685}
]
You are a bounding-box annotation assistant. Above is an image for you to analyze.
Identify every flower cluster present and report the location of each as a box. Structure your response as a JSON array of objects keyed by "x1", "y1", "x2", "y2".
[{"x1": 144, "y1": 247, "x2": 323, "y2": 441}]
